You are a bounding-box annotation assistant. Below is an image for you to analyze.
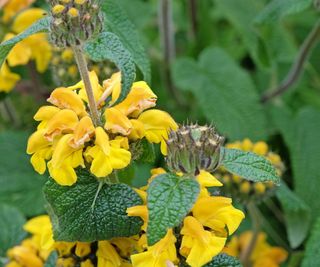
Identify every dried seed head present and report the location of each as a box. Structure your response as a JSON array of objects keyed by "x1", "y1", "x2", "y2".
[
  {"x1": 166, "y1": 123, "x2": 225, "y2": 175},
  {"x1": 49, "y1": 0, "x2": 104, "y2": 47}
]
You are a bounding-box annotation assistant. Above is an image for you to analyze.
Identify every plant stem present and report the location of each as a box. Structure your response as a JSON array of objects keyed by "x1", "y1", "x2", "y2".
[
  {"x1": 0, "y1": 97, "x2": 20, "y2": 127},
  {"x1": 240, "y1": 202, "x2": 261, "y2": 267},
  {"x1": 72, "y1": 45, "x2": 100, "y2": 126},
  {"x1": 188, "y1": 0, "x2": 198, "y2": 40},
  {"x1": 261, "y1": 19, "x2": 320, "y2": 103}
]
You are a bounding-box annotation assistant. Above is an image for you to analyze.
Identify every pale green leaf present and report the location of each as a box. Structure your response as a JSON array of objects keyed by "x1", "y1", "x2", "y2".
[
  {"x1": 172, "y1": 47, "x2": 267, "y2": 140},
  {"x1": 102, "y1": 0, "x2": 151, "y2": 82},
  {"x1": 0, "y1": 17, "x2": 50, "y2": 67},
  {"x1": 0, "y1": 131, "x2": 46, "y2": 216},
  {"x1": 43, "y1": 169, "x2": 143, "y2": 242},
  {"x1": 147, "y1": 173, "x2": 200, "y2": 245},
  {"x1": 84, "y1": 31, "x2": 136, "y2": 105},
  {"x1": 301, "y1": 217, "x2": 320, "y2": 267},
  {"x1": 0, "y1": 204, "x2": 26, "y2": 256},
  {"x1": 221, "y1": 147, "x2": 280, "y2": 184},
  {"x1": 255, "y1": 0, "x2": 313, "y2": 24},
  {"x1": 276, "y1": 183, "x2": 311, "y2": 248}
]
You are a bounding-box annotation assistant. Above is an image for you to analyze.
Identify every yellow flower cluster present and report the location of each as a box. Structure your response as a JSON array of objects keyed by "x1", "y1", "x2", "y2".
[
  {"x1": 0, "y1": 8, "x2": 52, "y2": 93},
  {"x1": 224, "y1": 231, "x2": 288, "y2": 267},
  {"x1": 5, "y1": 215, "x2": 135, "y2": 267},
  {"x1": 217, "y1": 139, "x2": 284, "y2": 202},
  {"x1": 27, "y1": 71, "x2": 178, "y2": 186},
  {"x1": 127, "y1": 168, "x2": 245, "y2": 267},
  {"x1": 1, "y1": 0, "x2": 35, "y2": 23}
]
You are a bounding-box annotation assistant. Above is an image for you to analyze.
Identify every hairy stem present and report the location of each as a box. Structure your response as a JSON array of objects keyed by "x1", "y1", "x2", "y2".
[
  {"x1": 72, "y1": 45, "x2": 100, "y2": 126},
  {"x1": 261, "y1": 19, "x2": 320, "y2": 103},
  {"x1": 188, "y1": 0, "x2": 198, "y2": 39},
  {"x1": 240, "y1": 203, "x2": 261, "y2": 267}
]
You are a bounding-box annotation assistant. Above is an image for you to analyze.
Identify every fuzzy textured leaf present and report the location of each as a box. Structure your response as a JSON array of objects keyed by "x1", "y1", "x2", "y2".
[
  {"x1": 221, "y1": 147, "x2": 280, "y2": 184},
  {"x1": 0, "y1": 17, "x2": 50, "y2": 67},
  {"x1": 147, "y1": 173, "x2": 200, "y2": 245},
  {"x1": 301, "y1": 217, "x2": 320, "y2": 267},
  {"x1": 102, "y1": 0, "x2": 151, "y2": 82},
  {"x1": 0, "y1": 131, "x2": 46, "y2": 216},
  {"x1": 0, "y1": 204, "x2": 26, "y2": 256},
  {"x1": 204, "y1": 253, "x2": 242, "y2": 267},
  {"x1": 276, "y1": 183, "x2": 311, "y2": 249},
  {"x1": 44, "y1": 169, "x2": 143, "y2": 242},
  {"x1": 172, "y1": 47, "x2": 267, "y2": 141},
  {"x1": 255, "y1": 0, "x2": 313, "y2": 23},
  {"x1": 84, "y1": 31, "x2": 136, "y2": 105}
]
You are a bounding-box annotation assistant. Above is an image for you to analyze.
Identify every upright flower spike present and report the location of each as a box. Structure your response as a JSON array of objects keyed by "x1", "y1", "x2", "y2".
[
  {"x1": 166, "y1": 124, "x2": 224, "y2": 175},
  {"x1": 49, "y1": 0, "x2": 104, "y2": 47}
]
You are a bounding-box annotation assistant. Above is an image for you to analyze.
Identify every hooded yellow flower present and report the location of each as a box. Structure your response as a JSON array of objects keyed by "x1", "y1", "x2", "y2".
[
  {"x1": 96, "y1": 241, "x2": 122, "y2": 267},
  {"x1": 131, "y1": 230, "x2": 177, "y2": 267},
  {"x1": 1, "y1": 0, "x2": 35, "y2": 23},
  {"x1": 0, "y1": 63, "x2": 20, "y2": 93},
  {"x1": 180, "y1": 216, "x2": 226, "y2": 267}
]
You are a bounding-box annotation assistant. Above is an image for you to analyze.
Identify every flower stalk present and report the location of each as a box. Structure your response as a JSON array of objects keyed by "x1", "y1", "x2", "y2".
[{"x1": 72, "y1": 45, "x2": 100, "y2": 126}]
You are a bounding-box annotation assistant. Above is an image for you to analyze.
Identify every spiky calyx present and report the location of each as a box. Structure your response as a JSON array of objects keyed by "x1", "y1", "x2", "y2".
[
  {"x1": 49, "y1": 0, "x2": 104, "y2": 47},
  {"x1": 166, "y1": 124, "x2": 225, "y2": 175}
]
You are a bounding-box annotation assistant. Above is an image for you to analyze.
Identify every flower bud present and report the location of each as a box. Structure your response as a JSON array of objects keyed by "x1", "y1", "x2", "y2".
[
  {"x1": 49, "y1": 0, "x2": 104, "y2": 47},
  {"x1": 166, "y1": 124, "x2": 224, "y2": 175}
]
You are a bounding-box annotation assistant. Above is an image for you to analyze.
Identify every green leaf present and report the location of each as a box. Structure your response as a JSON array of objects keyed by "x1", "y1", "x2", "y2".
[
  {"x1": 204, "y1": 253, "x2": 242, "y2": 267},
  {"x1": 301, "y1": 217, "x2": 320, "y2": 267},
  {"x1": 84, "y1": 31, "x2": 136, "y2": 105},
  {"x1": 255, "y1": 0, "x2": 313, "y2": 24},
  {"x1": 43, "y1": 169, "x2": 143, "y2": 242},
  {"x1": 131, "y1": 138, "x2": 156, "y2": 164},
  {"x1": 276, "y1": 183, "x2": 311, "y2": 248},
  {"x1": 147, "y1": 173, "x2": 200, "y2": 245},
  {"x1": 221, "y1": 147, "x2": 280, "y2": 184},
  {"x1": 0, "y1": 131, "x2": 46, "y2": 216},
  {"x1": 0, "y1": 17, "x2": 50, "y2": 67},
  {"x1": 277, "y1": 108, "x2": 320, "y2": 220},
  {"x1": 0, "y1": 204, "x2": 26, "y2": 256},
  {"x1": 172, "y1": 47, "x2": 267, "y2": 141},
  {"x1": 102, "y1": 0, "x2": 151, "y2": 82},
  {"x1": 44, "y1": 251, "x2": 58, "y2": 267}
]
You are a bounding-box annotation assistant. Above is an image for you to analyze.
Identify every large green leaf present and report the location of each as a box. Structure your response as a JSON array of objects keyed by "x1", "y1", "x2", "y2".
[
  {"x1": 172, "y1": 47, "x2": 267, "y2": 141},
  {"x1": 221, "y1": 147, "x2": 280, "y2": 184},
  {"x1": 44, "y1": 169, "x2": 143, "y2": 242},
  {"x1": 255, "y1": 0, "x2": 313, "y2": 24},
  {"x1": 0, "y1": 17, "x2": 50, "y2": 67},
  {"x1": 204, "y1": 253, "x2": 242, "y2": 267},
  {"x1": 276, "y1": 183, "x2": 311, "y2": 248},
  {"x1": 84, "y1": 31, "x2": 136, "y2": 105},
  {"x1": 147, "y1": 173, "x2": 200, "y2": 245},
  {"x1": 301, "y1": 217, "x2": 320, "y2": 267},
  {"x1": 0, "y1": 131, "x2": 46, "y2": 216},
  {"x1": 102, "y1": 0, "x2": 151, "y2": 82},
  {"x1": 275, "y1": 108, "x2": 320, "y2": 219},
  {"x1": 0, "y1": 204, "x2": 26, "y2": 256}
]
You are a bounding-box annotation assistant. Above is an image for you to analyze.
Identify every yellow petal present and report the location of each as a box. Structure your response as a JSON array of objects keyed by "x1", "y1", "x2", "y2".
[
  {"x1": 128, "y1": 119, "x2": 145, "y2": 140},
  {"x1": 12, "y1": 8, "x2": 46, "y2": 33},
  {"x1": 30, "y1": 152, "x2": 46, "y2": 174},
  {"x1": 0, "y1": 63, "x2": 20, "y2": 93},
  {"x1": 23, "y1": 215, "x2": 51, "y2": 234},
  {"x1": 109, "y1": 143, "x2": 131, "y2": 169},
  {"x1": 33, "y1": 105, "x2": 60, "y2": 122},
  {"x1": 27, "y1": 129, "x2": 50, "y2": 154},
  {"x1": 2, "y1": 0, "x2": 35, "y2": 23},
  {"x1": 70, "y1": 116, "x2": 95, "y2": 148},
  {"x1": 47, "y1": 87, "x2": 87, "y2": 116},
  {"x1": 102, "y1": 71, "x2": 121, "y2": 105},
  {"x1": 44, "y1": 109, "x2": 79, "y2": 141},
  {"x1": 114, "y1": 81, "x2": 157, "y2": 116},
  {"x1": 197, "y1": 170, "x2": 222, "y2": 187},
  {"x1": 95, "y1": 127, "x2": 110, "y2": 155},
  {"x1": 97, "y1": 241, "x2": 122, "y2": 267},
  {"x1": 104, "y1": 107, "x2": 132, "y2": 135},
  {"x1": 48, "y1": 160, "x2": 78, "y2": 186},
  {"x1": 86, "y1": 146, "x2": 113, "y2": 178}
]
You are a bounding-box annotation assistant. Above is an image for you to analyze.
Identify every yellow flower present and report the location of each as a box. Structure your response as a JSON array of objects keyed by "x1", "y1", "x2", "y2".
[
  {"x1": 33, "y1": 106, "x2": 60, "y2": 130},
  {"x1": 48, "y1": 134, "x2": 84, "y2": 185},
  {"x1": 85, "y1": 127, "x2": 131, "y2": 178},
  {"x1": 68, "y1": 70, "x2": 104, "y2": 103},
  {"x1": 11, "y1": 8, "x2": 46, "y2": 32},
  {"x1": 7, "y1": 246, "x2": 43, "y2": 267},
  {"x1": 96, "y1": 241, "x2": 122, "y2": 267},
  {"x1": 196, "y1": 170, "x2": 222, "y2": 188},
  {"x1": 70, "y1": 116, "x2": 95, "y2": 148},
  {"x1": 47, "y1": 87, "x2": 87, "y2": 117},
  {"x1": 192, "y1": 196, "x2": 245, "y2": 235},
  {"x1": 137, "y1": 109, "x2": 178, "y2": 155},
  {"x1": 224, "y1": 231, "x2": 288, "y2": 267},
  {"x1": 113, "y1": 81, "x2": 157, "y2": 116},
  {"x1": 1, "y1": 0, "x2": 35, "y2": 23},
  {"x1": 101, "y1": 71, "x2": 122, "y2": 106},
  {"x1": 127, "y1": 205, "x2": 148, "y2": 231},
  {"x1": 0, "y1": 62, "x2": 20, "y2": 93},
  {"x1": 131, "y1": 230, "x2": 177, "y2": 267},
  {"x1": 128, "y1": 119, "x2": 145, "y2": 140},
  {"x1": 4, "y1": 33, "x2": 31, "y2": 67},
  {"x1": 75, "y1": 242, "x2": 91, "y2": 257},
  {"x1": 180, "y1": 216, "x2": 226, "y2": 267},
  {"x1": 104, "y1": 107, "x2": 133, "y2": 135}
]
